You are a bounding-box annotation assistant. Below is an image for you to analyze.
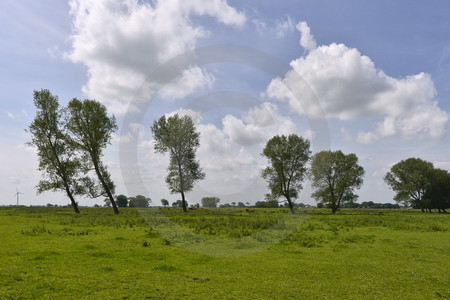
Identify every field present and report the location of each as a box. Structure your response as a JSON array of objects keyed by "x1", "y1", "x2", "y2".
[{"x1": 0, "y1": 207, "x2": 449, "y2": 299}]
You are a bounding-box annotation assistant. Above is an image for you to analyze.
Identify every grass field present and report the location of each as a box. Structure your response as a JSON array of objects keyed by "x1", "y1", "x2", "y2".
[{"x1": 0, "y1": 207, "x2": 449, "y2": 299}]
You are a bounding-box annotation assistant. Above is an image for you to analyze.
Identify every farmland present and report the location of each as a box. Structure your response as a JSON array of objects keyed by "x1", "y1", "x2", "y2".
[{"x1": 0, "y1": 207, "x2": 449, "y2": 299}]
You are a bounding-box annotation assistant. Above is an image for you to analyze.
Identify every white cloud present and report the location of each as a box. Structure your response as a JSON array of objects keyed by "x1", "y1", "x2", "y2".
[
  {"x1": 223, "y1": 102, "x2": 297, "y2": 146},
  {"x1": 67, "y1": 0, "x2": 246, "y2": 114},
  {"x1": 166, "y1": 108, "x2": 202, "y2": 123},
  {"x1": 6, "y1": 110, "x2": 28, "y2": 120},
  {"x1": 252, "y1": 15, "x2": 295, "y2": 39},
  {"x1": 159, "y1": 66, "x2": 215, "y2": 100},
  {"x1": 297, "y1": 22, "x2": 316, "y2": 51},
  {"x1": 275, "y1": 16, "x2": 295, "y2": 38},
  {"x1": 266, "y1": 21, "x2": 449, "y2": 143}
]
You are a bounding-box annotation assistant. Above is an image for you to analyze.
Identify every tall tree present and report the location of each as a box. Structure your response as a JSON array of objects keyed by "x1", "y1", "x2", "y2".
[
  {"x1": 28, "y1": 89, "x2": 84, "y2": 213},
  {"x1": 309, "y1": 150, "x2": 365, "y2": 214},
  {"x1": 151, "y1": 114, "x2": 205, "y2": 212},
  {"x1": 384, "y1": 158, "x2": 434, "y2": 212},
  {"x1": 261, "y1": 134, "x2": 311, "y2": 214},
  {"x1": 66, "y1": 99, "x2": 119, "y2": 214}
]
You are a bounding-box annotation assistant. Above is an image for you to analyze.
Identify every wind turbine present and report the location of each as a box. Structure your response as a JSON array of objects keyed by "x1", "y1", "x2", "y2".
[{"x1": 14, "y1": 188, "x2": 23, "y2": 206}]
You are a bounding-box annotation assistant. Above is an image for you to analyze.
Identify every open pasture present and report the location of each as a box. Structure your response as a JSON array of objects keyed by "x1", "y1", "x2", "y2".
[{"x1": 0, "y1": 207, "x2": 449, "y2": 299}]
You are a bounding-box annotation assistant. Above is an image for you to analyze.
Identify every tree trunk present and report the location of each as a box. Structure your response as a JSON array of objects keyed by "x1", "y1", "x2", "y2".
[
  {"x1": 64, "y1": 181, "x2": 80, "y2": 214},
  {"x1": 67, "y1": 191, "x2": 80, "y2": 214},
  {"x1": 181, "y1": 191, "x2": 187, "y2": 212},
  {"x1": 92, "y1": 157, "x2": 119, "y2": 214},
  {"x1": 331, "y1": 203, "x2": 337, "y2": 214},
  {"x1": 286, "y1": 197, "x2": 295, "y2": 214}
]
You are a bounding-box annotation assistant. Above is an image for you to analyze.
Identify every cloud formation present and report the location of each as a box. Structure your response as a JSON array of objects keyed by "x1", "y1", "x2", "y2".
[
  {"x1": 67, "y1": 0, "x2": 246, "y2": 113},
  {"x1": 266, "y1": 22, "x2": 448, "y2": 143}
]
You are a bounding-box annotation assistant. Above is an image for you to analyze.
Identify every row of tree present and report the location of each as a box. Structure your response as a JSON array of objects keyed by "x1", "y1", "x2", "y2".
[
  {"x1": 105, "y1": 195, "x2": 151, "y2": 208},
  {"x1": 261, "y1": 135, "x2": 365, "y2": 214},
  {"x1": 30, "y1": 90, "x2": 449, "y2": 214}
]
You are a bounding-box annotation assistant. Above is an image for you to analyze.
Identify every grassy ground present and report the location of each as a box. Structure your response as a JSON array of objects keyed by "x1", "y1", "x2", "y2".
[{"x1": 0, "y1": 207, "x2": 449, "y2": 299}]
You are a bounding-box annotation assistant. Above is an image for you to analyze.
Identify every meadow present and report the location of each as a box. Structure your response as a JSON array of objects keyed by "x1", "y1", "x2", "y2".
[{"x1": 0, "y1": 207, "x2": 449, "y2": 299}]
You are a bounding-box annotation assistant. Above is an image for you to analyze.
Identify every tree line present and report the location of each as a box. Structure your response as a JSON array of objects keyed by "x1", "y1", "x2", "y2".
[{"x1": 29, "y1": 89, "x2": 450, "y2": 214}]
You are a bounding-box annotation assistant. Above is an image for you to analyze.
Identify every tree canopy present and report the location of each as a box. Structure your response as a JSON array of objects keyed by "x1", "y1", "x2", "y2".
[
  {"x1": 128, "y1": 195, "x2": 151, "y2": 207},
  {"x1": 66, "y1": 99, "x2": 119, "y2": 214},
  {"x1": 309, "y1": 150, "x2": 365, "y2": 214},
  {"x1": 201, "y1": 197, "x2": 220, "y2": 208},
  {"x1": 151, "y1": 114, "x2": 205, "y2": 212},
  {"x1": 261, "y1": 134, "x2": 311, "y2": 213},
  {"x1": 116, "y1": 195, "x2": 128, "y2": 207},
  {"x1": 385, "y1": 158, "x2": 449, "y2": 212}
]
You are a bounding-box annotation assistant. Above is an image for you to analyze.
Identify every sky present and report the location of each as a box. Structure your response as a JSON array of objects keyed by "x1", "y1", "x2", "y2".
[{"x1": 1, "y1": 0, "x2": 450, "y2": 207}]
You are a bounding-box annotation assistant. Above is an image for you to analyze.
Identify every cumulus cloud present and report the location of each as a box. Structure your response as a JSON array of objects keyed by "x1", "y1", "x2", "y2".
[
  {"x1": 223, "y1": 102, "x2": 297, "y2": 146},
  {"x1": 165, "y1": 108, "x2": 202, "y2": 123},
  {"x1": 67, "y1": 0, "x2": 246, "y2": 114},
  {"x1": 266, "y1": 22, "x2": 448, "y2": 143},
  {"x1": 159, "y1": 66, "x2": 215, "y2": 100},
  {"x1": 296, "y1": 21, "x2": 316, "y2": 51}
]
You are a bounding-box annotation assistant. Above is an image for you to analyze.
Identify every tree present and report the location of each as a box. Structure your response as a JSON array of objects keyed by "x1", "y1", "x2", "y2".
[
  {"x1": 161, "y1": 199, "x2": 169, "y2": 207},
  {"x1": 66, "y1": 99, "x2": 119, "y2": 214},
  {"x1": 28, "y1": 89, "x2": 84, "y2": 214},
  {"x1": 384, "y1": 158, "x2": 434, "y2": 212},
  {"x1": 172, "y1": 200, "x2": 184, "y2": 208},
  {"x1": 423, "y1": 168, "x2": 450, "y2": 213},
  {"x1": 116, "y1": 194, "x2": 128, "y2": 207},
  {"x1": 309, "y1": 150, "x2": 365, "y2": 214},
  {"x1": 201, "y1": 197, "x2": 220, "y2": 208},
  {"x1": 151, "y1": 114, "x2": 205, "y2": 212},
  {"x1": 128, "y1": 195, "x2": 151, "y2": 207},
  {"x1": 261, "y1": 134, "x2": 311, "y2": 213},
  {"x1": 237, "y1": 202, "x2": 246, "y2": 208}
]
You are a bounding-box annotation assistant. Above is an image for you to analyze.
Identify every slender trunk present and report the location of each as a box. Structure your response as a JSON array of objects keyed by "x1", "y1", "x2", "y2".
[
  {"x1": 64, "y1": 183, "x2": 80, "y2": 214},
  {"x1": 286, "y1": 197, "x2": 295, "y2": 214},
  {"x1": 177, "y1": 160, "x2": 187, "y2": 212},
  {"x1": 92, "y1": 157, "x2": 119, "y2": 214},
  {"x1": 181, "y1": 191, "x2": 187, "y2": 212}
]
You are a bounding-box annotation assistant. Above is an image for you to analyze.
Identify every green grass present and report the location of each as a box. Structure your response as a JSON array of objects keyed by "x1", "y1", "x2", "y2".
[{"x1": 0, "y1": 207, "x2": 449, "y2": 299}]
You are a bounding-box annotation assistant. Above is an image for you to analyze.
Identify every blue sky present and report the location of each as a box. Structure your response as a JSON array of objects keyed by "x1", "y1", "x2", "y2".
[{"x1": 1, "y1": 0, "x2": 449, "y2": 206}]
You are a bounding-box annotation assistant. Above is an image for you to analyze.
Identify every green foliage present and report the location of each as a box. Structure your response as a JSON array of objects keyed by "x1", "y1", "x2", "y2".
[
  {"x1": 172, "y1": 200, "x2": 184, "y2": 208},
  {"x1": 384, "y1": 158, "x2": 433, "y2": 207},
  {"x1": 66, "y1": 98, "x2": 119, "y2": 214},
  {"x1": 384, "y1": 158, "x2": 450, "y2": 212},
  {"x1": 28, "y1": 89, "x2": 84, "y2": 213},
  {"x1": 161, "y1": 199, "x2": 169, "y2": 207},
  {"x1": 116, "y1": 195, "x2": 128, "y2": 207},
  {"x1": 261, "y1": 134, "x2": 311, "y2": 213},
  {"x1": 255, "y1": 200, "x2": 279, "y2": 208},
  {"x1": 128, "y1": 195, "x2": 151, "y2": 207},
  {"x1": 310, "y1": 150, "x2": 365, "y2": 214},
  {"x1": 201, "y1": 197, "x2": 220, "y2": 208},
  {"x1": 423, "y1": 168, "x2": 450, "y2": 212},
  {"x1": 151, "y1": 114, "x2": 205, "y2": 212}
]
